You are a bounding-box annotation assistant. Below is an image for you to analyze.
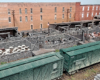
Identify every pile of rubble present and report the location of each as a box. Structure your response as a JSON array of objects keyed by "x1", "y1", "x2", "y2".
[{"x1": 0, "y1": 45, "x2": 30, "y2": 56}]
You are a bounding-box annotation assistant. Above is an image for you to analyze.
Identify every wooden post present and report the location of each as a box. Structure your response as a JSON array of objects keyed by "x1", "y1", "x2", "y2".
[{"x1": 12, "y1": 10, "x2": 15, "y2": 27}]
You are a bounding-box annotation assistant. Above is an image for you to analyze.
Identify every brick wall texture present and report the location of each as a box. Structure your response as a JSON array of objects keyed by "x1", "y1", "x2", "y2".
[{"x1": 0, "y1": 2, "x2": 100, "y2": 31}]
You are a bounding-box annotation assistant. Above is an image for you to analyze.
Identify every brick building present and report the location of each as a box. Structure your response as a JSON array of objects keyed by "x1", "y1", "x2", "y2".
[
  {"x1": 0, "y1": 2, "x2": 100, "y2": 31},
  {"x1": 0, "y1": 2, "x2": 76, "y2": 31},
  {"x1": 75, "y1": 2, "x2": 100, "y2": 21}
]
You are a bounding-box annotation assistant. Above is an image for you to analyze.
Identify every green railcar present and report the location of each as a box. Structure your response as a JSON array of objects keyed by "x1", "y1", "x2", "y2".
[
  {"x1": 0, "y1": 52, "x2": 64, "y2": 80},
  {"x1": 60, "y1": 41, "x2": 100, "y2": 53},
  {"x1": 60, "y1": 42, "x2": 100, "y2": 74}
]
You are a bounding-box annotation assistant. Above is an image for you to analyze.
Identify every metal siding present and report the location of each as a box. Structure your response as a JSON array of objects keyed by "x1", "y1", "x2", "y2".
[
  {"x1": 61, "y1": 52, "x2": 70, "y2": 72},
  {"x1": 8, "y1": 74, "x2": 19, "y2": 80},
  {"x1": 19, "y1": 69, "x2": 33, "y2": 80},
  {"x1": 67, "y1": 44, "x2": 100, "y2": 56},
  {"x1": 0, "y1": 77, "x2": 8, "y2": 80},
  {"x1": 60, "y1": 41, "x2": 100, "y2": 73},
  {"x1": 58, "y1": 60, "x2": 63, "y2": 77},
  {"x1": 0, "y1": 52, "x2": 63, "y2": 80},
  {"x1": 68, "y1": 53, "x2": 87, "y2": 72},
  {"x1": 65, "y1": 56, "x2": 70, "y2": 71},
  {"x1": 33, "y1": 64, "x2": 52, "y2": 80},
  {"x1": 41, "y1": 65, "x2": 47, "y2": 80},
  {"x1": 68, "y1": 48, "x2": 100, "y2": 73},
  {"x1": 44, "y1": 64, "x2": 52, "y2": 80},
  {"x1": 61, "y1": 42, "x2": 100, "y2": 73},
  {"x1": 33, "y1": 67, "x2": 42, "y2": 80},
  {"x1": 55, "y1": 53, "x2": 64, "y2": 77},
  {"x1": 60, "y1": 59, "x2": 64, "y2": 76},
  {"x1": 0, "y1": 73, "x2": 19, "y2": 80},
  {"x1": 0, "y1": 56, "x2": 59, "y2": 78}
]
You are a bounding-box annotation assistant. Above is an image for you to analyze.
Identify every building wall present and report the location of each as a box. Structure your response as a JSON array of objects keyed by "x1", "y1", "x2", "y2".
[
  {"x1": 1, "y1": 2, "x2": 100, "y2": 31},
  {"x1": 75, "y1": 2, "x2": 80, "y2": 21},
  {"x1": 75, "y1": 3, "x2": 100, "y2": 21},
  {"x1": 0, "y1": 3, "x2": 8, "y2": 28},
  {"x1": 0, "y1": 3, "x2": 76, "y2": 31}
]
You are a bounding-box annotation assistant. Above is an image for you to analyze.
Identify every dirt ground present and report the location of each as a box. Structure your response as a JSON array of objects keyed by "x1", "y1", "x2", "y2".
[{"x1": 59, "y1": 63, "x2": 100, "y2": 80}]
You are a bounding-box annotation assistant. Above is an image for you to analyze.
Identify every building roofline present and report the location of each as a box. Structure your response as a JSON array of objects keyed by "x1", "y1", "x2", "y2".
[
  {"x1": 0, "y1": 2, "x2": 77, "y2": 3},
  {"x1": 81, "y1": 4, "x2": 100, "y2": 6}
]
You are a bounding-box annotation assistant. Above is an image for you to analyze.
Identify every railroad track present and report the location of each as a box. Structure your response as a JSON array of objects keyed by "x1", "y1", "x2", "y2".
[{"x1": 60, "y1": 62, "x2": 100, "y2": 80}]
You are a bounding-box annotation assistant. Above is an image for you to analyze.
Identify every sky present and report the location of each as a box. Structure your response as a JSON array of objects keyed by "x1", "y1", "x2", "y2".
[{"x1": 0, "y1": 0, "x2": 100, "y2": 4}]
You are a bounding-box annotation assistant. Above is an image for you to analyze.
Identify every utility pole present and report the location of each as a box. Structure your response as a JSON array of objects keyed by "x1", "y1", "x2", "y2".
[
  {"x1": 67, "y1": 9, "x2": 70, "y2": 22},
  {"x1": 12, "y1": 10, "x2": 15, "y2": 27}
]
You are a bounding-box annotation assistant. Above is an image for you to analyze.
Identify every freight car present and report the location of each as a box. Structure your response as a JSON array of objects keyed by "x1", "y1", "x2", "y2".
[
  {"x1": 60, "y1": 41, "x2": 100, "y2": 74},
  {"x1": 60, "y1": 41, "x2": 100, "y2": 53},
  {"x1": 0, "y1": 52, "x2": 64, "y2": 80}
]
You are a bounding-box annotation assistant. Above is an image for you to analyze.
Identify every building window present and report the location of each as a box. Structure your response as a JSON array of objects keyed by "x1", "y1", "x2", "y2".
[
  {"x1": 82, "y1": 13, "x2": 84, "y2": 18},
  {"x1": 92, "y1": 12, "x2": 93, "y2": 17},
  {"x1": 87, "y1": 13, "x2": 89, "y2": 17},
  {"x1": 99, "y1": 7, "x2": 100, "y2": 10},
  {"x1": 99, "y1": 12, "x2": 100, "y2": 15},
  {"x1": 62, "y1": 14, "x2": 64, "y2": 19},
  {"x1": 63, "y1": 7, "x2": 64, "y2": 12},
  {"x1": 8, "y1": 17, "x2": 11, "y2": 23},
  {"x1": 25, "y1": 16, "x2": 28, "y2": 22},
  {"x1": 70, "y1": 7, "x2": 72, "y2": 12},
  {"x1": 20, "y1": 16, "x2": 22, "y2": 22},
  {"x1": 40, "y1": 15, "x2": 42, "y2": 20},
  {"x1": 31, "y1": 25, "x2": 33, "y2": 29},
  {"x1": 82, "y1": 6, "x2": 84, "y2": 11},
  {"x1": 8, "y1": 9, "x2": 10, "y2": 15},
  {"x1": 96, "y1": 6, "x2": 98, "y2": 10},
  {"x1": 40, "y1": 8, "x2": 42, "y2": 13},
  {"x1": 55, "y1": 7, "x2": 57, "y2": 12},
  {"x1": 88, "y1": 6, "x2": 89, "y2": 11},
  {"x1": 31, "y1": 16, "x2": 33, "y2": 21},
  {"x1": 93, "y1": 6, "x2": 94, "y2": 10},
  {"x1": 69, "y1": 13, "x2": 71, "y2": 18},
  {"x1": 19, "y1": 8, "x2": 22, "y2": 14},
  {"x1": 54, "y1": 14, "x2": 57, "y2": 20},
  {"x1": 30, "y1": 8, "x2": 33, "y2": 13},
  {"x1": 40, "y1": 24, "x2": 42, "y2": 29},
  {"x1": 25, "y1": 8, "x2": 27, "y2": 14}
]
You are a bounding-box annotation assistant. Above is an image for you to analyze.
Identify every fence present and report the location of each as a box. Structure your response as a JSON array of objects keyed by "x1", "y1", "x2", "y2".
[{"x1": 0, "y1": 51, "x2": 33, "y2": 63}]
